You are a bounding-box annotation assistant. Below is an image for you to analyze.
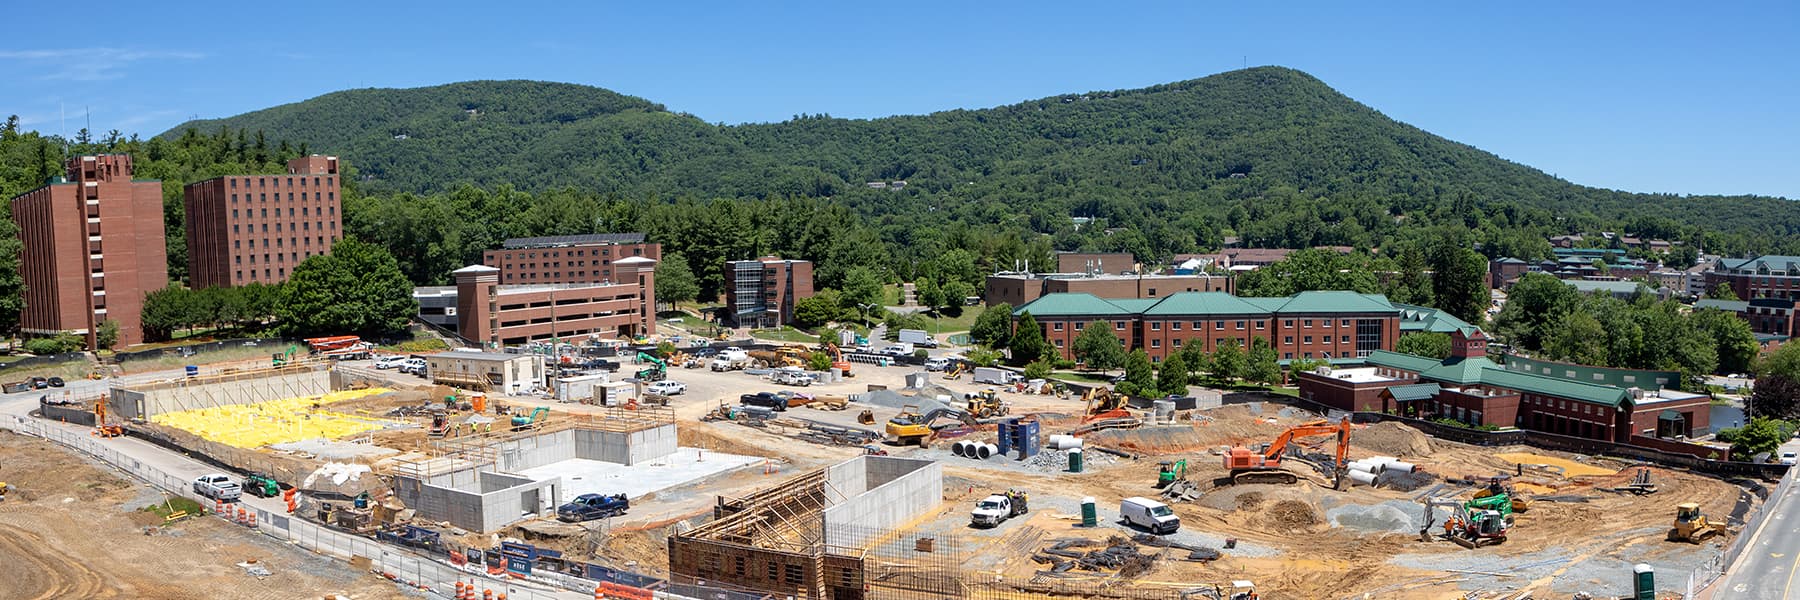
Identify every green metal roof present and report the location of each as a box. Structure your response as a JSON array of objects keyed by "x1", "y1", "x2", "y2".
[
  {"x1": 1499, "y1": 354, "x2": 1679, "y2": 390},
  {"x1": 1141, "y1": 292, "x2": 1267, "y2": 316},
  {"x1": 1658, "y1": 410, "x2": 1685, "y2": 420},
  {"x1": 1240, "y1": 297, "x2": 1290, "y2": 312},
  {"x1": 1720, "y1": 255, "x2": 1800, "y2": 273},
  {"x1": 1107, "y1": 298, "x2": 1161, "y2": 313},
  {"x1": 1385, "y1": 383, "x2": 1442, "y2": 402},
  {"x1": 1012, "y1": 293, "x2": 1128, "y2": 317},
  {"x1": 1274, "y1": 291, "x2": 1396, "y2": 314},
  {"x1": 1564, "y1": 280, "x2": 1647, "y2": 296},
  {"x1": 1394, "y1": 303, "x2": 1477, "y2": 334},
  {"x1": 1421, "y1": 356, "x2": 1503, "y2": 385},
  {"x1": 1694, "y1": 299, "x2": 1749, "y2": 313},
  {"x1": 1364, "y1": 350, "x2": 1443, "y2": 373},
  {"x1": 1464, "y1": 366, "x2": 1630, "y2": 407}
]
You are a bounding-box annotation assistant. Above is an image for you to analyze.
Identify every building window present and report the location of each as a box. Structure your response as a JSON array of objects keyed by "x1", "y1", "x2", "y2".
[
  {"x1": 1147, "y1": 288, "x2": 1157, "y2": 296},
  {"x1": 1341, "y1": 335, "x2": 1350, "y2": 344},
  {"x1": 1284, "y1": 336, "x2": 1293, "y2": 344},
  {"x1": 1215, "y1": 320, "x2": 1225, "y2": 330},
  {"x1": 1171, "y1": 322, "x2": 1181, "y2": 331},
  {"x1": 1173, "y1": 338, "x2": 1182, "y2": 347},
  {"x1": 1235, "y1": 320, "x2": 1245, "y2": 330},
  {"x1": 1304, "y1": 336, "x2": 1312, "y2": 344},
  {"x1": 1304, "y1": 319, "x2": 1313, "y2": 328},
  {"x1": 1151, "y1": 339, "x2": 1161, "y2": 349},
  {"x1": 1150, "y1": 322, "x2": 1161, "y2": 331},
  {"x1": 1283, "y1": 319, "x2": 1294, "y2": 327},
  {"x1": 1193, "y1": 321, "x2": 1204, "y2": 330},
  {"x1": 1256, "y1": 320, "x2": 1266, "y2": 329},
  {"x1": 1053, "y1": 322, "x2": 1063, "y2": 331},
  {"x1": 1115, "y1": 321, "x2": 1126, "y2": 331},
  {"x1": 1341, "y1": 319, "x2": 1352, "y2": 328},
  {"x1": 1284, "y1": 352, "x2": 1293, "y2": 359},
  {"x1": 1073, "y1": 322, "x2": 1084, "y2": 330}
]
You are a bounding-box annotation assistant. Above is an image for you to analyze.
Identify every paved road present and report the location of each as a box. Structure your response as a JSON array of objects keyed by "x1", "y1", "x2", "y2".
[{"x1": 1718, "y1": 467, "x2": 1800, "y2": 599}]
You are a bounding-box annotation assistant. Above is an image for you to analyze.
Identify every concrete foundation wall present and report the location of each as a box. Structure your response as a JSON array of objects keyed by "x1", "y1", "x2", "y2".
[
  {"x1": 494, "y1": 429, "x2": 576, "y2": 472},
  {"x1": 394, "y1": 470, "x2": 560, "y2": 533},
  {"x1": 822, "y1": 456, "x2": 942, "y2": 547},
  {"x1": 576, "y1": 424, "x2": 678, "y2": 465},
  {"x1": 114, "y1": 369, "x2": 331, "y2": 419}
]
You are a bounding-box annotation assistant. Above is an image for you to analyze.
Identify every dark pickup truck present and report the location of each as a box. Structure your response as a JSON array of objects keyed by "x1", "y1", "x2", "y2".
[
  {"x1": 739, "y1": 392, "x2": 788, "y2": 412},
  {"x1": 557, "y1": 493, "x2": 630, "y2": 522}
]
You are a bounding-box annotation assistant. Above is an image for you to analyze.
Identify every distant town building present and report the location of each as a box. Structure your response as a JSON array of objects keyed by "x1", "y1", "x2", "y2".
[
  {"x1": 429, "y1": 260, "x2": 657, "y2": 348},
  {"x1": 183, "y1": 155, "x2": 344, "y2": 288},
  {"x1": 724, "y1": 256, "x2": 814, "y2": 328},
  {"x1": 10, "y1": 155, "x2": 167, "y2": 347},
  {"x1": 1488, "y1": 258, "x2": 1529, "y2": 289},
  {"x1": 984, "y1": 272, "x2": 1232, "y2": 307},
  {"x1": 1013, "y1": 290, "x2": 1403, "y2": 363},
  {"x1": 481, "y1": 233, "x2": 660, "y2": 285},
  {"x1": 1295, "y1": 330, "x2": 1718, "y2": 455},
  {"x1": 1705, "y1": 255, "x2": 1800, "y2": 302},
  {"x1": 1696, "y1": 297, "x2": 1796, "y2": 351}
]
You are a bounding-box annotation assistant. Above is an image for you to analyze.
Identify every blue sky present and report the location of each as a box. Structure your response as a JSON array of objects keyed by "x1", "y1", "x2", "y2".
[{"x1": 2, "y1": 1, "x2": 1795, "y2": 198}]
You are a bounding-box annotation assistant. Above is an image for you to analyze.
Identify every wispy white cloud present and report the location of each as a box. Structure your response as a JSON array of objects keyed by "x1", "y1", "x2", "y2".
[{"x1": 0, "y1": 47, "x2": 205, "y2": 81}]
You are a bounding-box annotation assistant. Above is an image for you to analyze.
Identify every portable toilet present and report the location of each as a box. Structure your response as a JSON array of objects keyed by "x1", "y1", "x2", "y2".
[{"x1": 1632, "y1": 563, "x2": 1654, "y2": 600}]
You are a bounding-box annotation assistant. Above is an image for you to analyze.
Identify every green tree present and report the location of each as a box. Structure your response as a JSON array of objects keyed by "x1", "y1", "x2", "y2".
[
  {"x1": 1023, "y1": 358, "x2": 1053, "y2": 381},
  {"x1": 1117, "y1": 349, "x2": 1155, "y2": 397},
  {"x1": 141, "y1": 285, "x2": 196, "y2": 342},
  {"x1": 1211, "y1": 340, "x2": 1245, "y2": 384},
  {"x1": 806, "y1": 351, "x2": 833, "y2": 371},
  {"x1": 1178, "y1": 342, "x2": 1212, "y2": 380},
  {"x1": 1753, "y1": 343, "x2": 1800, "y2": 419},
  {"x1": 1708, "y1": 282, "x2": 1741, "y2": 301},
  {"x1": 840, "y1": 266, "x2": 884, "y2": 310},
  {"x1": 1157, "y1": 352, "x2": 1190, "y2": 397},
  {"x1": 278, "y1": 238, "x2": 417, "y2": 338},
  {"x1": 913, "y1": 277, "x2": 943, "y2": 310},
  {"x1": 655, "y1": 341, "x2": 678, "y2": 357},
  {"x1": 970, "y1": 303, "x2": 1015, "y2": 349},
  {"x1": 94, "y1": 319, "x2": 119, "y2": 350},
  {"x1": 1395, "y1": 332, "x2": 1453, "y2": 359},
  {"x1": 1388, "y1": 243, "x2": 1433, "y2": 306},
  {"x1": 940, "y1": 281, "x2": 976, "y2": 311},
  {"x1": 654, "y1": 251, "x2": 700, "y2": 311},
  {"x1": 1545, "y1": 311, "x2": 1609, "y2": 366},
  {"x1": 0, "y1": 218, "x2": 21, "y2": 335},
  {"x1": 1245, "y1": 336, "x2": 1281, "y2": 385},
  {"x1": 1715, "y1": 417, "x2": 1791, "y2": 458},
  {"x1": 793, "y1": 291, "x2": 844, "y2": 328},
  {"x1": 1692, "y1": 308, "x2": 1759, "y2": 375},
  {"x1": 1429, "y1": 233, "x2": 1491, "y2": 324},
  {"x1": 1072, "y1": 319, "x2": 1126, "y2": 371},
  {"x1": 1289, "y1": 357, "x2": 1329, "y2": 376},
  {"x1": 1494, "y1": 273, "x2": 1580, "y2": 351},
  {"x1": 1008, "y1": 312, "x2": 1049, "y2": 365}
]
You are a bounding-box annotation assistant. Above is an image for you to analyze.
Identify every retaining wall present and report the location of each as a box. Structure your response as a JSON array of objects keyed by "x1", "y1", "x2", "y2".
[
  {"x1": 393, "y1": 468, "x2": 561, "y2": 533},
  {"x1": 821, "y1": 456, "x2": 942, "y2": 548},
  {"x1": 573, "y1": 424, "x2": 677, "y2": 466},
  {"x1": 111, "y1": 367, "x2": 330, "y2": 420}
]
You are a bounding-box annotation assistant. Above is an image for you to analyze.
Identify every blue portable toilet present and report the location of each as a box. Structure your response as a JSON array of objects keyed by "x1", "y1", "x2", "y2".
[{"x1": 996, "y1": 418, "x2": 1041, "y2": 460}]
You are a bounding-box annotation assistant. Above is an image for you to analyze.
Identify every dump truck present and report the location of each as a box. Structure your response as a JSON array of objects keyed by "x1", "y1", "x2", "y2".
[{"x1": 969, "y1": 490, "x2": 1029, "y2": 528}]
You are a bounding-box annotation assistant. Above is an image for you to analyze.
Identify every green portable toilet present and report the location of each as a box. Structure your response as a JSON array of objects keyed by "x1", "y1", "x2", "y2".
[
  {"x1": 1633, "y1": 563, "x2": 1654, "y2": 600},
  {"x1": 1069, "y1": 447, "x2": 1084, "y2": 473},
  {"x1": 1080, "y1": 497, "x2": 1097, "y2": 527}
]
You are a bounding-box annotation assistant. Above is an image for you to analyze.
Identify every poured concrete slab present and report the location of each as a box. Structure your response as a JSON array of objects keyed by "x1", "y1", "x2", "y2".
[
  {"x1": 515, "y1": 447, "x2": 761, "y2": 500},
  {"x1": 273, "y1": 437, "x2": 400, "y2": 460}
]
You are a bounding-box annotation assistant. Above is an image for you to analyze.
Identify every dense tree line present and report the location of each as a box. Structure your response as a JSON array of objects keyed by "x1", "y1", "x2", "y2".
[{"x1": 1494, "y1": 273, "x2": 1759, "y2": 385}]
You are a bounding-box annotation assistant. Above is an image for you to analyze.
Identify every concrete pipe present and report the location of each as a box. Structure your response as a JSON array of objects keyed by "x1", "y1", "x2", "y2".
[
  {"x1": 1381, "y1": 461, "x2": 1418, "y2": 474},
  {"x1": 951, "y1": 441, "x2": 968, "y2": 457},
  {"x1": 976, "y1": 443, "x2": 997, "y2": 459},
  {"x1": 1347, "y1": 470, "x2": 1379, "y2": 486},
  {"x1": 1366, "y1": 456, "x2": 1399, "y2": 468},
  {"x1": 1346, "y1": 460, "x2": 1379, "y2": 473}
]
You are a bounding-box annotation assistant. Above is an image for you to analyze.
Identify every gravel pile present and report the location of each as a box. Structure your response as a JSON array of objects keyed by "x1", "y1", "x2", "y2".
[
  {"x1": 1325, "y1": 500, "x2": 1424, "y2": 534},
  {"x1": 853, "y1": 389, "x2": 951, "y2": 412},
  {"x1": 1022, "y1": 448, "x2": 1117, "y2": 472},
  {"x1": 1379, "y1": 468, "x2": 1437, "y2": 492}
]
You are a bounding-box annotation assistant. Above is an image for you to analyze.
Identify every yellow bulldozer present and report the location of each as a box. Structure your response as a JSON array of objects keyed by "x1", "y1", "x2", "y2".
[
  {"x1": 965, "y1": 390, "x2": 1009, "y2": 418},
  {"x1": 1667, "y1": 502, "x2": 1728, "y2": 543}
]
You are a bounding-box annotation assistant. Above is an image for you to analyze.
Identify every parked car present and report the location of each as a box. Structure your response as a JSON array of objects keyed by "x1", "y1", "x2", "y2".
[
  {"x1": 924, "y1": 358, "x2": 951, "y2": 372},
  {"x1": 740, "y1": 392, "x2": 788, "y2": 412},
  {"x1": 45, "y1": 376, "x2": 64, "y2": 388},
  {"x1": 771, "y1": 369, "x2": 813, "y2": 387},
  {"x1": 646, "y1": 380, "x2": 687, "y2": 396},
  {"x1": 374, "y1": 355, "x2": 407, "y2": 369},
  {"x1": 398, "y1": 358, "x2": 427, "y2": 375},
  {"x1": 1782, "y1": 452, "x2": 1797, "y2": 466},
  {"x1": 557, "y1": 493, "x2": 629, "y2": 522},
  {"x1": 1, "y1": 381, "x2": 29, "y2": 394},
  {"x1": 29, "y1": 377, "x2": 47, "y2": 389},
  {"x1": 192, "y1": 473, "x2": 242, "y2": 502}
]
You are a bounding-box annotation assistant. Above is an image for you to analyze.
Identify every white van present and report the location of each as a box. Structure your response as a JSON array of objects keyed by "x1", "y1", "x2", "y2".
[{"x1": 1120, "y1": 497, "x2": 1180, "y2": 534}]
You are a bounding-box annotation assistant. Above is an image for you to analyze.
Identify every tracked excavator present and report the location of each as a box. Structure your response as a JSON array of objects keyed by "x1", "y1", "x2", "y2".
[
  {"x1": 1421, "y1": 498, "x2": 1511, "y2": 549},
  {"x1": 1222, "y1": 419, "x2": 1352, "y2": 487},
  {"x1": 885, "y1": 404, "x2": 979, "y2": 446},
  {"x1": 1081, "y1": 387, "x2": 1130, "y2": 422}
]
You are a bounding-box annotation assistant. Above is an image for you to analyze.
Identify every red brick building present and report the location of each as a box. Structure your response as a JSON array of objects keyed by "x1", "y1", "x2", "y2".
[
  {"x1": 183, "y1": 156, "x2": 343, "y2": 288},
  {"x1": 450, "y1": 258, "x2": 657, "y2": 348},
  {"x1": 1296, "y1": 330, "x2": 1714, "y2": 445},
  {"x1": 724, "y1": 256, "x2": 814, "y2": 328},
  {"x1": 1704, "y1": 255, "x2": 1800, "y2": 301},
  {"x1": 11, "y1": 155, "x2": 168, "y2": 347},
  {"x1": 984, "y1": 272, "x2": 1232, "y2": 308},
  {"x1": 1055, "y1": 252, "x2": 1135, "y2": 275},
  {"x1": 1014, "y1": 291, "x2": 1401, "y2": 363},
  {"x1": 481, "y1": 233, "x2": 661, "y2": 285}
]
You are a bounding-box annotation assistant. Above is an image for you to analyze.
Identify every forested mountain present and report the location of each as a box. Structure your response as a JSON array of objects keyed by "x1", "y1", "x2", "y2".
[{"x1": 163, "y1": 67, "x2": 1799, "y2": 253}]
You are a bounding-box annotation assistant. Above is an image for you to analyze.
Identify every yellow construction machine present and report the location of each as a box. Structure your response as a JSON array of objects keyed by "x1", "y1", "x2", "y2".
[
  {"x1": 1082, "y1": 387, "x2": 1130, "y2": 422},
  {"x1": 885, "y1": 404, "x2": 978, "y2": 446},
  {"x1": 965, "y1": 389, "x2": 1009, "y2": 418},
  {"x1": 1667, "y1": 502, "x2": 1728, "y2": 543}
]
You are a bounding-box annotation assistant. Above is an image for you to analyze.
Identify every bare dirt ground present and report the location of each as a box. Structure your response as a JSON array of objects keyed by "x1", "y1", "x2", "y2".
[{"x1": 0, "y1": 430, "x2": 412, "y2": 600}]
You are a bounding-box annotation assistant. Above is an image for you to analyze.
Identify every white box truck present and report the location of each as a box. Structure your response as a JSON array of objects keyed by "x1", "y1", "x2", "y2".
[
  {"x1": 973, "y1": 367, "x2": 1022, "y2": 385},
  {"x1": 1120, "y1": 497, "x2": 1180, "y2": 534},
  {"x1": 898, "y1": 329, "x2": 938, "y2": 348}
]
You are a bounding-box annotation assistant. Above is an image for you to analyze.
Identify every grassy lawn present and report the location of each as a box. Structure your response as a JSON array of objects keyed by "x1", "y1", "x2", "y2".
[
  {"x1": 381, "y1": 337, "x2": 449, "y2": 354},
  {"x1": 0, "y1": 357, "x2": 94, "y2": 383},
  {"x1": 914, "y1": 307, "x2": 982, "y2": 334},
  {"x1": 118, "y1": 344, "x2": 286, "y2": 374},
  {"x1": 1049, "y1": 370, "x2": 1116, "y2": 384},
  {"x1": 751, "y1": 327, "x2": 820, "y2": 344}
]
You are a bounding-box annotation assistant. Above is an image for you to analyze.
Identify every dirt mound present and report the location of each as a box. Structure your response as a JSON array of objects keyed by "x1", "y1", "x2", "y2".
[
  {"x1": 1235, "y1": 491, "x2": 1266, "y2": 511},
  {"x1": 1355, "y1": 422, "x2": 1433, "y2": 457},
  {"x1": 1265, "y1": 499, "x2": 1322, "y2": 530}
]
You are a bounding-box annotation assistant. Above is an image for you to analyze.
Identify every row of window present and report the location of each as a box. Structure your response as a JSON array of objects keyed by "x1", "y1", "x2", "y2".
[
  {"x1": 230, "y1": 206, "x2": 334, "y2": 219},
  {"x1": 501, "y1": 260, "x2": 617, "y2": 270},
  {"x1": 228, "y1": 176, "x2": 334, "y2": 188},
  {"x1": 236, "y1": 251, "x2": 317, "y2": 265},
  {"x1": 232, "y1": 222, "x2": 336, "y2": 235},
  {"x1": 497, "y1": 247, "x2": 642, "y2": 259},
  {"x1": 229, "y1": 191, "x2": 336, "y2": 203},
  {"x1": 1523, "y1": 394, "x2": 1610, "y2": 417},
  {"x1": 235, "y1": 268, "x2": 287, "y2": 281},
  {"x1": 232, "y1": 236, "x2": 328, "y2": 250},
  {"x1": 503, "y1": 271, "x2": 620, "y2": 282},
  {"x1": 1054, "y1": 318, "x2": 1370, "y2": 332}
]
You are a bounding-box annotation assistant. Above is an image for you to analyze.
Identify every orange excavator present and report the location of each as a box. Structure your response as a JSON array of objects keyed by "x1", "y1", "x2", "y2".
[
  {"x1": 824, "y1": 343, "x2": 852, "y2": 377},
  {"x1": 1222, "y1": 419, "x2": 1351, "y2": 488},
  {"x1": 92, "y1": 397, "x2": 124, "y2": 438}
]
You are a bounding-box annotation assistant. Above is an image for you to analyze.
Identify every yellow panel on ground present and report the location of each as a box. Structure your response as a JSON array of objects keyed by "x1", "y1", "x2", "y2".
[
  {"x1": 150, "y1": 388, "x2": 407, "y2": 449},
  {"x1": 1492, "y1": 452, "x2": 1617, "y2": 478}
]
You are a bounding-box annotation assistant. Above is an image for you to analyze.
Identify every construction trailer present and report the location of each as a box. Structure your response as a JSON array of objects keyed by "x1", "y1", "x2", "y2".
[
  {"x1": 425, "y1": 350, "x2": 546, "y2": 395},
  {"x1": 668, "y1": 455, "x2": 943, "y2": 600}
]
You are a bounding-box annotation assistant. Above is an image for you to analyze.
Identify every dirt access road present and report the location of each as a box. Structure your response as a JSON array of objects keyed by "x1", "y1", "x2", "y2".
[{"x1": 0, "y1": 430, "x2": 411, "y2": 600}]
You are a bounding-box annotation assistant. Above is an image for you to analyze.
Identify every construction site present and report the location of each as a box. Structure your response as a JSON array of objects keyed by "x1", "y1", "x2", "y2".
[{"x1": 20, "y1": 343, "x2": 1766, "y2": 600}]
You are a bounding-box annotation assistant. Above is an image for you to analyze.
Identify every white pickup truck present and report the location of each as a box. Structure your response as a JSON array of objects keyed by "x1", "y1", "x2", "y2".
[
  {"x1": 970, "y1": 490, "x2": 1029, "y2": 528},
  {"x1": 193, "y1": 473, "x2": 242, "y2": 502}
]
